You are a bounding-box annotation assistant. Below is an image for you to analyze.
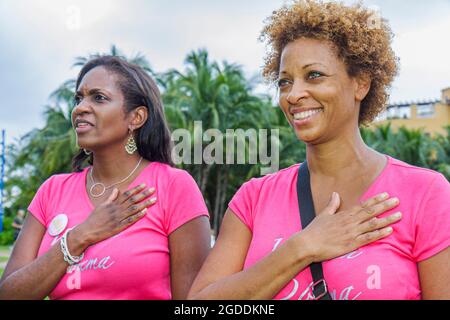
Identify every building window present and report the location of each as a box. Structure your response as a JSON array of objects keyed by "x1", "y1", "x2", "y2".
[
  {"x1": 416, "y1": 104, "x2": 435, "y2": 118},
  {"x1": 385, "y1": 105, "x2": 411, "y2": 120}
]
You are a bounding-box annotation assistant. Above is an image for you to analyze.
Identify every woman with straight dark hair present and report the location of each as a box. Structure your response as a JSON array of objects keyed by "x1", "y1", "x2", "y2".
[{"x1": 0, "y1": 56, "x2": 211, "y2": 300}]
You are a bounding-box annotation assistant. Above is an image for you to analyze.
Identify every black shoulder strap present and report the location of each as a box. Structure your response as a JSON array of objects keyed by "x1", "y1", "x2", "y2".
[{"x1": 297, "y1": 161, "x2": 332, "y2": 300}]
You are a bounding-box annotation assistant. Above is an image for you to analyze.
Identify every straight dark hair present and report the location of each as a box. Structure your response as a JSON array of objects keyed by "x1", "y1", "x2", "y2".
[{"x1": 72, "y1": 55, "x2": 174, "y2": 172}]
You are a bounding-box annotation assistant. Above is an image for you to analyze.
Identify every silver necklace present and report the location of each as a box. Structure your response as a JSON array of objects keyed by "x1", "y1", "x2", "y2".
[{"x1": 89, "y1": 157, "x2": 143, "y2": 198}]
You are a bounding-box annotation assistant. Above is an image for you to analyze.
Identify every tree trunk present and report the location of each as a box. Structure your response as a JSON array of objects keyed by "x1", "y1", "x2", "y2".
[
  {"x1": 213, "y1": 168, "x2": 223, "y2": 236},
  {"x1": 200, "y1": 164, "x2": 212, "y2": 195},
  {"x1": 195, "y1": 164, "x2": 202, "y2": 188},
  {"x1": 219, "y1": 166, "x2": 228, "y2": 225}
]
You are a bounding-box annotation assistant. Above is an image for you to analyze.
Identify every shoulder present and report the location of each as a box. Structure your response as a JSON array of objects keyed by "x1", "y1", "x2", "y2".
[
  {"x1": 242, "y1": 163, "x2": 300, "y2": 191},
  {"x1": 383, "y1": 156, "x2": 449, "y2": 210},
  {"x1": 28, "y1": 170, "x2": 87, "y2": 225},
  {"x1": 228, "y1": 164, "x2": 300, "y2": 229},
  {"x1": 234, "y1": 163, "x2": 300, "y2": 205},
  {"x1": 386, "y1": 156, "x2": 448, "y2": 186},
  {"x1": 38, "y1": 170, "x2": 87, "y2": 194},
  {"x1": 149, "y1": 162, "x2": 198, "y2": 187}
]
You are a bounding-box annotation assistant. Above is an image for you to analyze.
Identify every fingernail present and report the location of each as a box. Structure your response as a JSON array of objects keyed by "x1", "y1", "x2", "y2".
[
  {"x1": 388, "y1": 197, "x2": 399, "y2": 205},
  {"x1": 393, "y1": 212, "x2": 402, "y2": 219},
  {"x1": 141, "y1": 208, "x2": 147, "y2": 214},
  {"x1": 148, "y1": 187, "x2": 155, "y2": 193},
  {"x1": 140, "y1": 183, "x2": 146, "y2": 188},
  {"x1": 380, "y1": 192, "x2": 389, "y2": 200},
  {"x1": 386, "y1": 227, "x2": 393, "y2": 233},
  {"x1": 150, "y1": 197, "x2": 157, "y2": 203}
]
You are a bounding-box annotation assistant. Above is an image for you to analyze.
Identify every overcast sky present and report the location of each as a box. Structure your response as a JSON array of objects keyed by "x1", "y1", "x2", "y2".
[{"x1": 1, "y1": 0, "x2": 449, "y2": 145}]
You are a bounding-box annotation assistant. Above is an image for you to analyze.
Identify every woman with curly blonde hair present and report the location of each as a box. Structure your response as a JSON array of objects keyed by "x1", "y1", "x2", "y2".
[{"x1": 188, "y1": 0, "x2": 449, "y2": 300}]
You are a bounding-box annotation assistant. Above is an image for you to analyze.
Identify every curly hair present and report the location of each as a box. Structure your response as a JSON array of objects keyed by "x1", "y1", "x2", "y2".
[{"x1": 260, "y1": 0, "x2": 399, "y2": 125}]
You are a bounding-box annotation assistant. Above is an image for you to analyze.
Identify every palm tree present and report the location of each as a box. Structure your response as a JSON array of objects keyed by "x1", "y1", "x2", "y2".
[
  {"x1": 361, "y1": 123, "x2": 449, "y2": 179},
  {"x1": 434, "y1": 126, "x2": 450, "y2": 179},
  {"x1": 161, "y1": 49, "x2": 272, "y2": 233},
  {"x1": 72, "y1": 44, "x2": 153, "y2": 74},
  {"x1": 5, "y1": 46, "x2": 449, "y2": 244}
]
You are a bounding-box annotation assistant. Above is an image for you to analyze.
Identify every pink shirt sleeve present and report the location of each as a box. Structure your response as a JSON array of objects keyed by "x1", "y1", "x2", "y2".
[
  {"x1": 228, "y1": 178, "x2": 262, "y2": 231},
  {"x1": 27, "y1": 176, "x2": 55, "y2": 227},
  {"x1": 412, "y1": 173, "x2": 450, "y2": 262},
  {"x1": 163, "y1": 169, "x2": 209, "y2": 235}
]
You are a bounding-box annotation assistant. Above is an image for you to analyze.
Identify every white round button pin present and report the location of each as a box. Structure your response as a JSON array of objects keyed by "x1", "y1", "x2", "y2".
[{"x1": 48, "y1": 214, "x2": 68, "y2": 236}]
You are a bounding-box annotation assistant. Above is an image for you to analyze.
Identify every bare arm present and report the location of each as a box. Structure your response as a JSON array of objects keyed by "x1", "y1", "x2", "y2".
[
  {"x1": 188, "y1": 209, "x2": 315, "y2": 300},
  {"x1": 0, "y1": 213, "x2": 88, "y2": 299},
  {"x1": 0, "y1": 184, "x2": 156, "y2": 299},
  {"x1": 419, "y1": 247, "x2": 450, "y2": 299},
  {"x1": 169, "y1": 216, "x2": 211, "y2": 299},
  {"x1": 188, "y1": 193, "x2": 401, "y2": 300}
]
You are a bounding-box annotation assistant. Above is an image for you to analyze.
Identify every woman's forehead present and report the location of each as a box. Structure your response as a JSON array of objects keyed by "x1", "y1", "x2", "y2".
[
  {"x1": 78, "y1": 66, "x2": 120, "y2": 93},
  {"x1": 282, "y1": 38, "x2": 335, "y2": 60},
  {"x1": 280, "y1": 38, "x2": 342, "y2": 72}
]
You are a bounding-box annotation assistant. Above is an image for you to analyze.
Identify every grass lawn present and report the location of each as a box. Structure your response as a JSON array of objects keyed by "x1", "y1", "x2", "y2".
[
  {"x1": 0, "y1": 245, "x2": 11, "y2": 253},
  {"x1": 0, "y1": 245, "x2": 11, "y2": 278}
]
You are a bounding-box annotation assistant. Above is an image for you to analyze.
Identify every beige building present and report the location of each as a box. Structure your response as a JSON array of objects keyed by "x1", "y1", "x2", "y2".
[{"x1": 372, "y1": 87, "x2": 450, "y2": 136}]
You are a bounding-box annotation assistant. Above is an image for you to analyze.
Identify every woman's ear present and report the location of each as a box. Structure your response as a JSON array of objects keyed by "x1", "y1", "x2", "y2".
[
  {"x1": 129, "y1": 106, "x2": 148, "y2": 131},
  {"x1": 354, "y1": 73, "x2": 371, "y2": 102}
]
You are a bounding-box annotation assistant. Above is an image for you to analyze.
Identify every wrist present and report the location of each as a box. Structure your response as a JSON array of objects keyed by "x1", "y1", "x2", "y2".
[
  {"x1": 66, "y1": 225, "x2": 92, "y2": 255},
  {"x1": 289, "y1": 231, "x2": 317, "y2": 265}
]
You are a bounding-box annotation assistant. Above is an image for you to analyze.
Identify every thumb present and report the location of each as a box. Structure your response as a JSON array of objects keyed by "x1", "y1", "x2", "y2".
[
  {"x1": 105, "y1": 188, "x2": 119, "y2": 204},
  {"x1": 323, "y1": 192, "x2": 341, "y2": 215}
]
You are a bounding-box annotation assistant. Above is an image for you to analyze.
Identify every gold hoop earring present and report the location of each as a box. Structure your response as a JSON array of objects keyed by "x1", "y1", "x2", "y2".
[{"x1": 125, "y1": 133, "x2": 137, "y2": 155}]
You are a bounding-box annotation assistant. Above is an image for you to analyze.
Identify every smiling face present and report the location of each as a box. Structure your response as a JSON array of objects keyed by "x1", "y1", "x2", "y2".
[
  {"x1": 71, "y1": 66, "x2": 131, "y2": 151},
  {"x1": 277, "y1": 37, "x2": 368, "y2": 145}
]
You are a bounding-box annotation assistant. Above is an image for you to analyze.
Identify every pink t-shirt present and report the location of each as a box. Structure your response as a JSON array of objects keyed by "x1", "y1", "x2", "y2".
[
  {"x1": 229, "y1": 156, "x2": 450, "y2": 300},
  {"x1": 28, "y1": 162, "x2": 209, "y2": 300}
]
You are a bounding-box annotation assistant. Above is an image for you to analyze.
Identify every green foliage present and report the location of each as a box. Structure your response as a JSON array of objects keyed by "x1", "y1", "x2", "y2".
[
  {"x1": 2, "y1": 46, "x2": 449, "y2": 240},
  {"x1": 0, "y1": 217, "x2": 14, "y2": 245},
  {"x1": 160, "y1": 49, "x2": 280, "y2": 231},
  {"x1": 361, "y1": 124, "x2": 450, "y2": 180}
]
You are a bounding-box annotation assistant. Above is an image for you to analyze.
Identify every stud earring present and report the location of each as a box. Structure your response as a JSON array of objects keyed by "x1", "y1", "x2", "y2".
[{"x1": 125, "y1": 132, "x2": 137, "y2": 155}]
